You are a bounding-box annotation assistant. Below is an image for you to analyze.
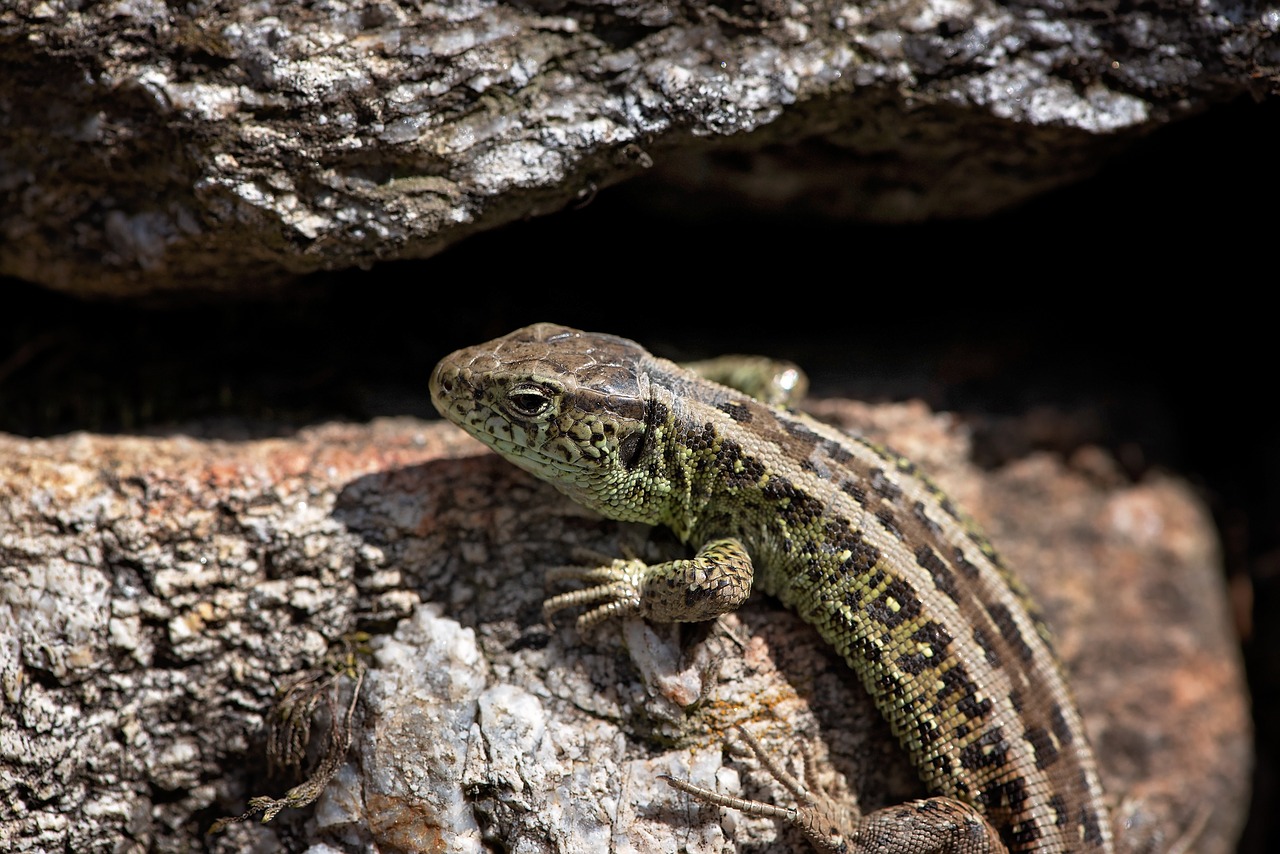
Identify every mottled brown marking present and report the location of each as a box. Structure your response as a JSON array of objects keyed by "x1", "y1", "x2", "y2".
[
  {"x1": 913, "y1": 500, "x2": 944, "y2": 536},
  {"x1": 953, "y1": 547, "x2": 981, "y2": 578},
  {"x1": 866, "y1": 576, "x2": 922, "y2": 628},
  {"x1": 940, "y1": 664, "x2": 994, "y2": 722},
  {"x1": 987, "y1": 601, "x2": 1036, "y2": 664},
  {"x1": 960, "y1": 726, "x2": 1009, "y2": 772},
  {"x1": 916, "y1": 544, "x2": 960, "y2": 602},
  {"x1": 717, "y1": 400, "x2": 753, "y2": 423},
  {"x1": 1024, "y1": 725, "x2": 1060, "y2": 771},
  {"x1": 870, "y1": 467, "x2": 903, "y2": 502},
  {"x1": 876, "y1": 506, "x2": 904, "y2": 541},
  {"x1": 839, "y1": 478, "x2": 867, "y2": 502},
  {"x1": 972, "y1": 625, "x2": 1001, "y2": 667},
  {"x1": 821, "y1": 438, "x2": 853, "y2": 465},
  {"x1": 1047, "y1": 794, "x2": 1068, "y2": 827},
  {"x1": 783, "y1": 419, "x2": 823, "y2": 449}
]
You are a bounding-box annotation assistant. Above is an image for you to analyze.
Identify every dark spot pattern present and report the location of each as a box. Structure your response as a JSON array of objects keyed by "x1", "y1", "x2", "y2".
[
  {"x1": 820, "y1": 439, "x2": 853, "y2": 465},
  {"x1": 833, "y1": 527, "x2": 880, "y2": 574},
  {"x1": 987, "y1": 601, "x2": 1035, "y2": 663},
  {"x1": 901, "y1": 647, "x2": 931, "y2": 676},
  {"x1": 1047, "y1": 794, "x2": 1068, "y2": 827},
  {"x1": 718, "y1": 438, "x2": 763, "y2": 490},
  {"x1": 1051, "y1": 704, "x2": 1075, "y2": 748},
  {"x1": 913, "y1": 500, "x2": 944, "y2": 536},
  {"x1": 717, "y1": 400, "x2": 753, "y2": 423},
  {"x1": 915, "y1": 544, "x2": 959, "y2": 602},
  {"x1": 876, "y1": 507, "x2": 904, "y2": 541},
  {"x1": 781, "y1": 419, "x2": 822, "y2": 455},
  {"x1": 938, "y1": 663, "x2": 993, "y2": 722},
  {"x1": 971, "y1": 625, "x2": 1001, "y2": 667},
  {"x1": 960, "y1": 726, "x2": 1009, "y2": 771},
  {"x1": 857, "y1": 632, "x2": 884, "y2": 664},
  {"x1": 898, "y1": 647, "x2": 932, "y2": 675},
  {"x1": 865, "y1": 577, "x2": 922, "y2": 628},
  {"x1": 912, "y1": 620, "x2": 954, "y2": 653},
  {"x1": 938, "y1": 496, "x2": 961, "y2": 520},
  {"x1": 986, "y1": 775, "x2": 1028, "y2": 812},
  {"x1": 953, "y1": 548, "x2": 981, "y2": 578},
  {"x1": 648, "y1": 400, "x2": 671, "y2": 429},
  {"x1": 870, "y1": 467, "x2": 902, "y2": 502},
  {"x1": 910, "y1": 715, "x2": 943, "y2": 755},
  {"x1": 1024, "y1": 725, "x2": 1060, "y2": 770},
  {"x1": 761, "y1": 473, "x2": 797, "y2": 502},
  {"x1": 1008, "y1": 689, "x2": 1025, "y2": 714},
  {"x1": 839, "y1": 478, "x2": 867, "y2": 502},
  {"x1": 1079, "y1": 798, "x2": 1106, "y2": 845},
  {"x1": 1007, "y1": 816, "x2": 1042, "y2": 848},
  {"x1": 897, "y1": 620, "x2": 953, "y2": 675}
]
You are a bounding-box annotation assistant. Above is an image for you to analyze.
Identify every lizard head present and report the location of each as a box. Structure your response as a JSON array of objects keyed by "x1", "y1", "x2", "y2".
[{"x1": 430, "y1": 323, "x2": 660, "y2": 517}]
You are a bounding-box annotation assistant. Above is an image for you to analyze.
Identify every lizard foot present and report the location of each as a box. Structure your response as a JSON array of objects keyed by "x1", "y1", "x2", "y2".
[
  {"x1": 661, "y1": 726, "x2": 858, "y2": 852},
  {"x1": 662, "y1": 727, "x2": 1009, "y2": 854},
  {"x1": 543, "y1": 538, "x2": 754, "y2": 633},
  {"x1": 544, "y1": 558, "x2": 648, "y2": 632}
]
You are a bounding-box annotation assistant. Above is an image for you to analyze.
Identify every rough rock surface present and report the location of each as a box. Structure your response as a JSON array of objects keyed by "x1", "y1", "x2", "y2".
[
  {"x1": 0, "y1": 403, "x2": 1252, "y2": 852},
  {"x1": 1, "y1": 0, "x2": 1275, "y2": 295}
]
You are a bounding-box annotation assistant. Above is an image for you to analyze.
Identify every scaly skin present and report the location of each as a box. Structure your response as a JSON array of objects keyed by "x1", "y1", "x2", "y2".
[{"x1": 431, "y1": 323, "x2": 1113, "y2": 853}]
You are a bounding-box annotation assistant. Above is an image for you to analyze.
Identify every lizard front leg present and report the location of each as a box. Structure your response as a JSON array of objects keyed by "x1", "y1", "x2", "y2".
[{"x1": 543, "y1": 536, "x2": 755, "y2": 631}]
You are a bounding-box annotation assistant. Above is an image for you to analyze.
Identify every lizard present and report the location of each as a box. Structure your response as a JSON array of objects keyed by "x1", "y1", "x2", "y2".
[{"x1": 429, "y1": 322, "x2": 1115, "y2": 854}]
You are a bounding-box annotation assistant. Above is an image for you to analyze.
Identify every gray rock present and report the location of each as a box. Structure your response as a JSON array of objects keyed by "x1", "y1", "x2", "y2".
[{"x1": 2, "y1": 0, "x2": 1274, "y2": 295}]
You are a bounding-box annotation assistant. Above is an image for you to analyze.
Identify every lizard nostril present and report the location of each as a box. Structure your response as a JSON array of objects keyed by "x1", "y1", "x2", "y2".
[{"x1": 431, "y1": 365, "x2": 456, "y2": 397}]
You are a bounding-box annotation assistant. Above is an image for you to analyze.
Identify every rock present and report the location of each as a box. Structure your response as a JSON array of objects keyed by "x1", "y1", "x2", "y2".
[
  {"x1": 0, "y1": 406, "x2": 1251, "y2": 851},
  {"x1": 2, "y1": 0, "x2": 1274, "y2": 296}
]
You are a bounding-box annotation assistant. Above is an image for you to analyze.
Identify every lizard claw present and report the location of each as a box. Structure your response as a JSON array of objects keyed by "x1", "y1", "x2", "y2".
[{"x1": 543, "y1": 558, "x2": 649, "y2": 632}]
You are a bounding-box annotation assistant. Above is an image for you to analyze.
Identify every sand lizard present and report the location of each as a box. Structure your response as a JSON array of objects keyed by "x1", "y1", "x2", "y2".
[{"x1": 430, "y1": 322, "x2": 1114, "y2": 853}]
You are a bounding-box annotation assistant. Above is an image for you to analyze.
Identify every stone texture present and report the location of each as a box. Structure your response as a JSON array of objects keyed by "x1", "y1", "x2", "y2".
[
  {"x1": 1, "y1": 0, "x2": 1275, "y2": 296},
  {"x1": 0, "y1": 401, "x2": 1251, "y2": 852}
]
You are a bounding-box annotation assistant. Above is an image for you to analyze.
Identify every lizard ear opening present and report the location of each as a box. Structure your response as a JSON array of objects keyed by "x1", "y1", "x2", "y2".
[{"x1": 617, "y1": 429, "x2": 645, "y2": 469}]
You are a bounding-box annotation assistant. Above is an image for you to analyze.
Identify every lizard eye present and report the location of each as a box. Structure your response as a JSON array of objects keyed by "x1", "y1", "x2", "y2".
[{"x1": 505, "y1": 383, "x2": 554, "y2": 418}]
